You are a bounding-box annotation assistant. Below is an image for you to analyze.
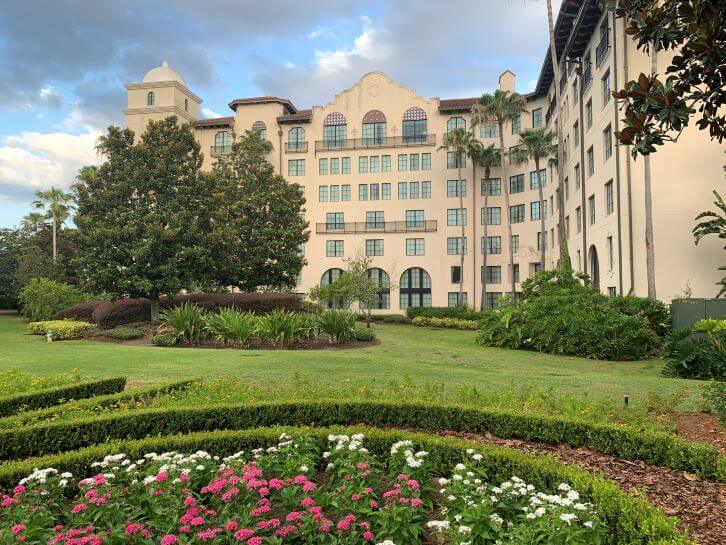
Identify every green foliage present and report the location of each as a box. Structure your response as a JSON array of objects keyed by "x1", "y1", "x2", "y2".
[
  {"x1": 27, "y1": 319, "x2": 94, "y2": 340},
  {"x1": 158, "y1": 302, "x2": 207, "y2": 344},
  {"x1": 256, "y1": 309, "x2": 305, "y2": 347},
  {"x1": 151, "y1": 333, "x2": 178, "y2": 347},
  {"x1": 0, "y1": 370, "x2": 80, "y2": 397},
  {"x1": 210, "y1": 130, "x2": 308, "y2": 291},
  {"x1": 663, "y1": 319, "x2": 726, "y2": 379},
  {"x1": 693, "y1": 190, "x2": 726, "y2": 296},
  {"x1": 299, "y1": 300, "x2": 325, "y2": 315},
  {"x1": 382, "y1": 314, "x2": 409, "y2": 323},
  {"x1": 18, "y1": 278, "x2": 86, "y2": 322},
  {"x1": 204, "y1": 308, "x2": 257, "y2": 347},
  {"x1": 406, "y1": 306, "x2": 486, "y2": 321},
  {"x1": 702, "y1": 381, "x2": 726, "y2": 423},
  {"x1": 107, "y1": 326, "x2": 142, "y2": 340},
  {"x1": 54, "y1": 300, "x2": 108, "y2": 322},
  {"x1": 317, "y1": 309, "x2": 357, "y2": 343},
  {"x1": 353, "y1": 326, "x2": 377, "y2": 342},
  {"x1": 0, "y1": 402, "x2": 720, "y2": 480},
  {"x1": 610, "y1": 296, "x2": 671, "y2": 336},
  {"x1": 412, "y1": 316, "x2": 478, "y2": 330},
  {"x1": 0, "y1": 228, "x2": 27, "y2": 308},
  {"x1": 0, "y1": 376, "x2": 126, "y2": 418}
]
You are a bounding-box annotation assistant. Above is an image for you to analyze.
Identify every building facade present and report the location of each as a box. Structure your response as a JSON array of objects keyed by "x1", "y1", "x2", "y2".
[{"x1": 124, "y1": 1, "x2": 723, "y2": 311}]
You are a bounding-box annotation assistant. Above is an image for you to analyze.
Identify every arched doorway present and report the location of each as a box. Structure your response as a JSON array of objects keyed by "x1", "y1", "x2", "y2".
[
  {"x1": 320, "y1": 268, "x2": 346, "y2": 309},
  {"x1": 399, "y1": 267, "x2": 431, "y2": 309},
  {"x1": 588, "y1": 245, "x2": 600, "y2": 289},
  {"x1": 361, "y1": 268, "x2": 390, "y2": 310}
]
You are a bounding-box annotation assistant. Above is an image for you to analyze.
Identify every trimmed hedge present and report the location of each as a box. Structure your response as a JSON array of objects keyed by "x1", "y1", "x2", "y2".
[
  {"x1": 0, "y1": 378, "x2": 195, "y2": 429},
  {"x1": 406, "y1": 306, "x2": 486, "y2": 321},
  {"x1": 0, "y1": 426, "x2": 691, "y2": 545},
  {"x1": 1, "y1": 400, "x2": 721, "y2": 480},
  {"x1": 0, "y1": 376, "x2": 126, "y2": 417},
  {"x1": 412, "y1": 316, "x2": 478, "y2": 330},
  {"x1": 53, "y1": 300, "x2": 108, "y2": 322},
  {"x1": 27, "y1": 319, "x2": 94, "y2": 339},
  {"x1": 92, "y1": 292, "x2": 302, "y2": 328}
]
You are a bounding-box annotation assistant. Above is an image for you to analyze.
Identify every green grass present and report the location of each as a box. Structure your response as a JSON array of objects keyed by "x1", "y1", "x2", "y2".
[{"x1": 0, "y1": 313, "x2": 706, "y2": 411}]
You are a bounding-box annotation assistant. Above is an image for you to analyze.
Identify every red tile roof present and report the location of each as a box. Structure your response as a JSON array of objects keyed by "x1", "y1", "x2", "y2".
[
  {"x1": 193, "y1": 116, "x2": 234, "y2": 129},
  {"x1": 228, "y1": 96, "x2": 297, "y2": 114},
  {"x1": 277, "y1": 109, "x2": 313, "y2": 124}
]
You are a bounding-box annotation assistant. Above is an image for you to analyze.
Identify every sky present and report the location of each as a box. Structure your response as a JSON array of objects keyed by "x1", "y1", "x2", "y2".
[{"x1": 0, "y1": 0, "x2": 559, "y2": 228}]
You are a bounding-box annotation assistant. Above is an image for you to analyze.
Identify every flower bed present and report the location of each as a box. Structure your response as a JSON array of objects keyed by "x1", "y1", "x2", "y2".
[{"x1": 1, "y1": 433, "x2": 608, "y2": 545}]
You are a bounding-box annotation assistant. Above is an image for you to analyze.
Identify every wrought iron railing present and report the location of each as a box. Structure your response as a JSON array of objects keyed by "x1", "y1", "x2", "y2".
[
  {"x1": 596, "y1": 33, "x2": 610, "y2": 67},
  {"x1": 285, "y1": 141, "x2": 308, "y2": 153},
  {"x1": 210, "y1": 145, "x2": 232, "y2": 156},
  {"x1": 582, "y1": 63, "x2": 592, "y2": 92},
  {"x1": 315, "y1": 134, "x2": 436, "y2": 152},
  {"x1": 316, "y1": 220, "x2": 437, "y2": 234}
]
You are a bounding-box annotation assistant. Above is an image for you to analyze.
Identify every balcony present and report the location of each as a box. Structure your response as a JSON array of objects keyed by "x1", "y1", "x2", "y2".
[
  {"x1": 582, "y1": 63, "x2": 592, "y2": 92},
  {"x1": 559, "y1": 71, "x2": 567, "y2": 93},
  {"x1": 210, "y1": 145, "x2": 232, "y2": 156},
  {"x1": 315, "y1": 134, "x2": 436, "y2": 152},
  {"x1": 596, "y1": 34, "x2": 610, "y2": 68},
  {"x1": 316, "y1": 220, "x2": 437, "y2": 234},
  {"x1": 285, "y1": 141, "x2": 308, "y2": 153}
]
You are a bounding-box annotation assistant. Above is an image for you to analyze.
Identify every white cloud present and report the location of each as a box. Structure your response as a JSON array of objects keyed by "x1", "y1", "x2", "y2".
[
  {"x1": 202, "y1": 107, "x2": 222, "y2": 118},
  {"x1": 38, "y1": 86, "x2": 63, "y2": 108},
  {"x1": 313, "y1": 18, "x2": 389, "y2": 75}
]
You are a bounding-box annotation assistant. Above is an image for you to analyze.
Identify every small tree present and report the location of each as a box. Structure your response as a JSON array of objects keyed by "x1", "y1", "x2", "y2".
[
  {"x1": 74, "y1": 118, "x2": 216, "y2": 322},
  {"x1": 32, "y1": 187, "x2": 73, "y2": 260},
  {"x1": 693, "y1": 190, "x2": 726, "y2": 297}
]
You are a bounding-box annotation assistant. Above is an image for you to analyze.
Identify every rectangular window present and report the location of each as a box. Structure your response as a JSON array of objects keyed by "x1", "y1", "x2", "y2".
[
  {"x1": 529, "y1": 169, "x2": 547, "y2": 189},
  {"x1": 589, "y1": 194, "x2": 596, "y2": 225},
  {"x1": 422, "y1": 153, "x2": 431, "y2": 170},
  {"x1": 422, "y1": 181, "x2": 431, "y2": 199},
  {"x1": 484, "y1": 292, "x2": 502, "y2": 310},
  {"x1": 288, "y1": 159, "x2": 305, "y2": 176},
  {"x1": 511, "y1": 235, "x2": 520, "y2": 254},
  {"x1": 512, "y1": 115, "x2": 521, "y2": 134},
  {"x1": 484, "y1": 236, "x2": 501, "y2": 255},
  {"x1": 448, "y1": 292, "x2": 468, "y2": 307},
  {"x1": 369, "y1": 183, "x2": 380, "y2": 200},
  {"x1": 607, "y1": 236, "x2": 614, "y2": 270},
  {"x1": 369, "y1": 155, "x2": 379, "y2": 173},
  {"x1": 447, "y1": 237, "x2": 467, "y2": 255},
  {"x1": 341, "y1": 184, "x2": 351, "y2": 201},
  {"x1": 381, "y1": 155, "x2": 391, "y2": 172},
  {"x1": 359, "y1": 156, "x2": 368, "y2": 174},
  {"x1": 586, "y1": 99, "x2": 593, "y2": 129},
  {"x1": 537, "y1": 232, "x2": 547, "y2": 251},
  {"x1": 447, "y1": 151, "x2": 466, "y2": 169},
  {"x1": 381, "y1": 183, "x2": 391, "y2": 200},
  {"x1": 358, "y1": 184, "x2": 368, "y2": 201},
  {"x1": 603, "y1": 125, "x2": 612, "y2": 160},
  {"x1": 484, "y1": 265, "x2": 501, "y2": 284},
  {"x1": 409, "y1": 153, "x2": 420, "y2": 171},
  {"x1": 532, "y1": 108, "x2": 542, "y2": 128},
  {"x1": 608, "y1": 286, "x2": 617, "y2": 297},
  {"x1": 565, "y1": 215, "x2": 570, "y2": 237},
  {"x1": 510, "y1": 204, "x2": 525, "y2": 224},
  {"x1": 574, "y1": 120, "x2": 580, "y2": 148},
  {"x1": 326, "y1": 240, "x2": 343, "y2": 257},
  {"x1": 509, "y1": 174, "x2": 524, "y2": 194},
  {"x1": 398, "y1": 154, "x2": 408, "y2": 171},
  {"x1": 319, "y1": 158, "x2": 329, "y2": 175},
  {"x1": 482, "y1": 178, "x2": 501, "y2": 196},
  {"x1": 602, "y1": 70, "x2": 611, "y2": 106},
  {"x1": 398, "y1": 182, "x2": 408, "y2": 199},
  {"x1": 564, "y1": 177, "x2": 570, "y2": 200},
  {"x1": 587, "y1": 147, "x2": 594, "y2": 177},
  {"x1": 330, "y1": 157, "x2": 340, "y2": 175},
  {"x1": 451, "y1": 266, "x2": 462, "y2": 284},
  {"x1": 530, "y1": 201, "x2": 541, "y2": 221},
  {"x1": 330, "y1": 185, "x2": 340, "y2": 202},
  {"x1": 533, "y1": 263, "x2": 542, "y2": 274},
  {"x1": 341, "y1": 157, "x2": 351, "y2": 174},
  {"x1": 318, "y1": 185, "x2": 328, "y2": 202},
  {"x1": 483, "y1": 206, "x2": 501, "y2": 225},
  {"x1": 447, "y1": 179, "x2": 466, "y2": 197},
  {"x1": 576, "y1": 206, "x2": 582, "y2": 233},
  {"x1": 406, "y1": 238, "x2": 424, "y2": 256},
  {"x1": 605, "y1": 180, "x2": 614, "y2": 215},
  {"x1": 480, "y1": 123, "x2": 499, "y2": 138},
  {"x1": 575, "y1": 163, "x2": 581, "y2": 190},
  {"x1": 365, "y1": 239, "x2": 384, "y2": 257},
  {"x1": 326, "y1": 212, "x2": 344, "y2": 230},
  {"x1": 513, "y1": 264, "x2": 520, "y2": 283},
  {"x1": 366, "y1": 211, "x2": 385, "y2": 229},
  {"x1": 406, "y1": 210, "x2": 424, "y2": 228},
  {"x1": 409, "y1": 181, "x2": 420, "y2": 199},
  {"x1": 447, "y1": 208, "x2": 466, "y2": 226}
]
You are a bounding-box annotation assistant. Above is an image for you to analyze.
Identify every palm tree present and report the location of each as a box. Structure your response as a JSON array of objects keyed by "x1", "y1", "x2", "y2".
[
  {"x1": 472, "y1": 90, "x2": 528, "y2": 296},
  {"x1": 474, "y1": 144, "x2": 502, "y2": 310},
  {"x1": 32, "y1": 186, "x2": 73, "y2": 260},
  {"x1": 20, "y1": 212, "x2": 48, "y2": 233},
  {"x1": 643, "y1": 43, "x2": 658, "y2": 298},
  {"x1": 514, "y1": 127, "x2": 557, "y2": 270},
  {"x1": 439, "y1": 128, "x2": 478, "y2": 304}
]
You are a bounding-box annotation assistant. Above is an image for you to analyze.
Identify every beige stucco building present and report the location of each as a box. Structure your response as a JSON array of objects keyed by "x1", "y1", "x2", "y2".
[{"x1": 124, "y1": 1, "x2": 723, "y2": 311}]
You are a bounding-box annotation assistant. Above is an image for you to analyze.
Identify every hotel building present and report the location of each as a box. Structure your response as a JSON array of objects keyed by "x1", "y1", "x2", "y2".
[{"x1": 123, "y1": 0, "x2": 723, "y2": 311}]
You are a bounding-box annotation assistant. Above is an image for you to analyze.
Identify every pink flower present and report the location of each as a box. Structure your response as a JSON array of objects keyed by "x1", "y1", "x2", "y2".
[
  {"x1": 71, "y1": 503, "x2": 87, "y2": 514},
  {"x1": 406, "y1": 479, "x2": 420, "y2": 490},
  {"x1": 2, "y1": 496, "x2": 18, "y2": 507},
  {"x1": 125, "y1": 523, "x2": 144, "y2": 535},
  {"x1": 190, "y1": 517, "x2": 205, "y2": 527},
  {"x1": 357, "y1": 463, "x2": 368, "y2": 469},
  {"x1": 396, "y1": 473, "x2": 408, "y2": 481},
  {"x1": 91, "y1": 474, "x2": 106, "y2": 486},
  {"x1": 351, "y1": 494, "x2": 361, "y2": 501},
  {"x1": 233, "y1": 529, "x2": 254, "y2": 541},
  {"x1": 301, "y1": 497, "x2": 315, "y2": 507},
  {"x1": 184, "y1": 496, "x2": 197, "y2": 507},
  {"x1": 11, "y1": 525, "x2": 25, "y2": 535},
  {"x1": 161, "y1": 535, "x2": 178, "y2": 545},
  {"x1": 362, "y1": 530, "x2": 374, "y2": 541},
  {"x1": 285, "y1": 511, "x2": 302, "y2": 522},
  {"x1": 13, "y1": 485, "x2": 25, "y2": 496},
  {"x1": 180, "y1": 473, "x2": 190, "y2": 483},
  {"x1": 369, "y1": 500, "x2": 378, "y2": 509},
  {"x1": 302, "y1": 482, "x2": 316, "y2": 493},
  {"x1": 411, "y1": 498, "x2": 422, "y2": 507},
  {"x1": 226, "y1": 521, "x2": 239, "y2": 532},
  {"x1": 247, "y1": 537, "x2": 263, "y2": 545},
  {"x1": 155, "y1": 471, "x2": 169, "y2": 483}
]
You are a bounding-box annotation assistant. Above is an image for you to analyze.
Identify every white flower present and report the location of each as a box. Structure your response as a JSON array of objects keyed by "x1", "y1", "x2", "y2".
[
  {"x1": 558, "y1": 483, "x2": 571, "y2": 492},
  {"x1": 458, "y1": 525, "x2": 471, "y2": 534},
  {"x1": 583, "y1": 521, "x2": 593, "y2": 528},
  {"x1": 426, "y1": 520, "x2": 450, "y2": 531},
  {"x1": 472, "y1": 453, "x2": 483, "y2": 461},
  {"x1": 455, "y1": 463, "x2": 466, "y2": 471},
  {"x1": 559, "y1": 513, "x2": 577, "y2": 525},
  {"x1": 299, "y1": 465, "x2": 309, "y2": 472}
]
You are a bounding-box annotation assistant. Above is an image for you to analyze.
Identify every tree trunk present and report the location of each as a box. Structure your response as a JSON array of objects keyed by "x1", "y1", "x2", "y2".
[
  {"x1": 458, "y1": 156, "x2": 465, "y2": 304},
  {"x1": 480, "y1": 173, "x2": 490, "y2": 310},
  {"x1": 51, "y1": 216, "x2": 57, "y2": 261},
  {"x1": 366, "y1": 305, "x2": 371, "y2": 329},
  {"x1": 150, "y1": 294, "x2": 160, "y2": 323},
  {"x1": 499, "y1": 127, "x2": 515, "y2": 296},
  {"x1": 535, "y1": 158, "x2": 546, "y2": 270},
  {"x1": 644, "y1": 44, "x2": 657, "y2": 299}
]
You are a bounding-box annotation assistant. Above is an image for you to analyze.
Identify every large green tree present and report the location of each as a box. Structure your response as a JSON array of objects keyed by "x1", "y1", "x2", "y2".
[
  {"x1": 0, "y1": 229, "x2": 27, "y2": 308},
  {"x1": 210, "y1": 130, "x2": 309, "y2": 292},
  {"x1": 74, "y1": 118, "x2": 216, "y2": 321}
]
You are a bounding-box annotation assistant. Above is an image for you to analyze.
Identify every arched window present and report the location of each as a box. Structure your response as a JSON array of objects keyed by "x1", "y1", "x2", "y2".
[
  {"x1": 252, "y1": 121, "x2": 267, "y2": 140},
  {"x1": 147, "y1": 91, "x2": 155, "y2": 106},
  {"x1": 184, "y1": 98, "x2": 189, "y2": 112},
  {"x1": 362, "y1": 110, "x2": 387, "y2": 145},
  {"x1": 588, "y1": 245, "x2": 600, "y2": 289},
  {"x1": 323, "y1": 112, "x2": 347, "y2": 148},
  {"x1": 214, "y1": 131, "x2": 232, "y2": 153},
  {"x1": 288, "y1": 127, "x2": 306, "y2": 150},
  {"x1": 361, "y1": 268, "x2": 390, "y2": 310},
  {"x1": 402, "y1": 107, "x2": 427, "y2": 143},
  {"x1": 321, "y1": 268, "x2": 346, "y2": 309},
  {"x1": 447, "y1": 116, "x2": 466, "y2": 133},
  {"x1": 399, "y1": 267, "x2": 431, "y2": 309}
]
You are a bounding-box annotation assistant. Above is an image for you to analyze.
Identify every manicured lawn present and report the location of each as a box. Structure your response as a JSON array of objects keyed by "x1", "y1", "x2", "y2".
[{"x1": 0, "y1": 313, "x2": 706, "y2": 409}]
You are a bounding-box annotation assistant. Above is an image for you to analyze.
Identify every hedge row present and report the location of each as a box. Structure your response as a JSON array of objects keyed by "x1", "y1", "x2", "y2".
[
  {"x1": 0, "y1": 378, "x2": 195, "y2": 429},
  {"x1": 53, "y1": 300, "x2": 108, "y2": 322},
  {"x1": 2, "y1": 400, "x2": 722, "y2": 480},
  {"x1": 412, "y1": 316, "x2": 478, "y2": 330},
  {"x1": 0, "y1": 426, "x2": 690, "y2": 545},
  {"x1": 0, "y1": 376, "x2": 127, "y2": 417},
  {"x1": 406, "y1": 306, "x2": 487, "y2": 321}
]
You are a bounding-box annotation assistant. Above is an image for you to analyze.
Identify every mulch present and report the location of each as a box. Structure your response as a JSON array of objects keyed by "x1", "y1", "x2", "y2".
[
  {"x1": 675, "y1": 412, "x2": 726, "y2": 455},
  {"x1": 433, "y1": 429, "x2": 725, "y2": 545}
]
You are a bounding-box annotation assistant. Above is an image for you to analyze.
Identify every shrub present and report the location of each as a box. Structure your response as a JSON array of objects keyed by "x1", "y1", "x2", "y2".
[
  {"x1": 159, "y1": 302, "x2": 207, "y2": 344},
  {"x1": 93, "y1": 298, "x2": 148, "y2": 328},
  {"x1": 0, "y1": 376, "x2": 126, "y2": 417},
  {"x1": 27, "y1": 320, "x2": 94, "y2": 340},
  {"x1": 703, "y1": 381, "x2": 726, "y2": 423},
  {"x1": 107, "y1": 326, "x2": 142, "y2": 340},
  {"x1": 406, "y1": 306, "x2": 486, "y2": 321},
  {"x1": 204, "y1": 308, "x2": 257, "y2": 347},
  {"x1": 257, "y1": 309, "x2": 305, "y2": 347},
  {"x1": 610, "y1": 296, "x2": 671, "y2": 337},
  {"x1": 318, "y1": 310, "x2": 357, "y2": 343},
  {"x1": 412, "y1": 316, "x2": 478, "y2": 330},
  {"x1": 662, "y1": 319, "x2": 726, "y2": 379},
  {"x1": 353, "y1": 326, "x2": 377, "y2": 342},
  {"x1": 53, "y1": 300, "x2": 108, "y2": 322},
  {"x1": 17, "y1": 278, "x2": 87, "y2": 322},
  {"x1": 299, "y1": 300, "x2": 325, "y2": 315},
  {"x1": 382, "y1": 314, "x2": 409, "y2": 323},
  {"x1": 151, "y1": 333, "x2": 178, "y2": 347}
]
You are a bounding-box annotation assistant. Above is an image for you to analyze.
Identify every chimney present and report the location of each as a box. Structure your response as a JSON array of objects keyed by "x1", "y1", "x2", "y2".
[{"x1": 498, "y1": 70, "x2": 516, "y2": 93}]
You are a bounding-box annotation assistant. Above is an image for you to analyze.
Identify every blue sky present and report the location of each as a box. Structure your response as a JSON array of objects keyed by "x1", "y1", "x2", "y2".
[{"x1": 0, "y1": 0, "x2": 558, "y2": 228}]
